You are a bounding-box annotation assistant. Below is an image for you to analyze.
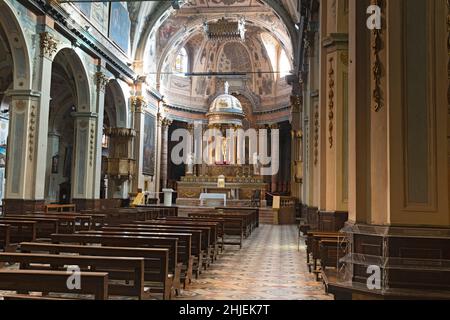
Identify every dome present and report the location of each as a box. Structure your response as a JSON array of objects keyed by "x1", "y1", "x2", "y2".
[
  {"x1": 207, "y1": 82, "x2": 245, "y2": 127},
  {"x1": 209, "y1": 93, "x2": 244, "y2": 114}
]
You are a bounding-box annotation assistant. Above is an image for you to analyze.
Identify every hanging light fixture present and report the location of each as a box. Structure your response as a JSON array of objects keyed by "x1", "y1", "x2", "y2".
[{"x1": 203, "y1": 17, "x2": 246, "y2": 42}]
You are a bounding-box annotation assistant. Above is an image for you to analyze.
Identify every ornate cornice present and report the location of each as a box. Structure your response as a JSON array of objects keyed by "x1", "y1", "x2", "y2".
[{"x1": 39, "y1": 32, "x2": 58, "y2": 59}]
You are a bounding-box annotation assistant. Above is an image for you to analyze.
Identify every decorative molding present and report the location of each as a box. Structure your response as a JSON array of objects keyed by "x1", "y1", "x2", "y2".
[
  {"x1": 328, "y1": 57, "x2": 335, "y2": 149},
  {"x1": 104, "y1": 127, "x2": 136, "y2": 137},
  {"x1": 89, "y1": 123, "x2": 95, "y2": 166},
  {"x1": 130, "y1": 96, "x2": 146, "y2": 113},
  {"x1": 161, "y1": 118, "x2": 173, "y2": 128},
  {"x1": 314, "y1": 104, "x2": 319, "y2": 166},
  {"x1": 39, "y1": 32, "x2": 58, "y2": 59},
  {"x1": 372, "y1": 0, "x2": 383, "y2": 112},
  {"x1": 28, "y1": 105, "x2": 36, "y2": 161},
  {"x1": 290, "y1": 95, "x2": 302, "y2": 113},
  {"x1": 95, "y1": 72, "x2": 109, "y2": 92}
]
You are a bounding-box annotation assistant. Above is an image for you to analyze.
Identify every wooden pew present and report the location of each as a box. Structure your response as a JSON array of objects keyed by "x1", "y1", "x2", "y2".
[
  {"x1": 0, "y1": 224, "x2": 14, "y2": 253},
  {"x1": 216, "y1": 207, "x2": 259, "y2": 235},
  {"x1": 319, "y1": 239, "x2": 347, "y2": 271},
  {"x1": 48, "y1": 233, "x2": 182, "y2": 295},
  {"x1": 143, "y1": 218, "x2": 221, "y2": 259},
  {"x1": 79, "y1": 230, "x2": 193, "y2": 289},
  {"x1": 19, "y1": 242, "x2": 172, "y2": 300},
  {"x1": 0, "y1": 220, "x2": 37, "y2": 243},
  {"x1": 0, "y1": 269, "x2": 108, "y2": 300},
  {"x1": 102, "y1": 224, "x2": 205, "y2": 282},
  {"x1": 104, "y1": 225, "x2": 206, "y2": 278},
  {"x1": 18, "y1": 213, "x2": 92, "y2": 231},
  {"x1": 2, "y1": 216, "x2": 59, "y2": 238},
  {"x1": 187, "y1": 213, "x2": 245, "y2": 248},
  {"x1": 306, "y1": 231, "x2": 344, "y2": 278},
  {"x1": 2, "y1": 294, "x2": 72, "y2": 300},
  {"x1": 45, "y1": 204, "x2": 76, "y2": 213},
  {"x1": 5, "y1": 214, "x2": 78, "y2": 233},
  {"x1": 0, "y1": 252, "x2": 146, "y2": 299}
]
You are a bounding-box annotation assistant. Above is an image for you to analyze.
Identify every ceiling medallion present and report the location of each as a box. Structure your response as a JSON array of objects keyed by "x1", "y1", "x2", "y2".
[{"x1": 203, "y1": 17, "x2": 246, "y2": 42}]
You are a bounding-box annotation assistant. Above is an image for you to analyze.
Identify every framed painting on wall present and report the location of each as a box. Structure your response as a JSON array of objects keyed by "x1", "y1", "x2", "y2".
[
  {"x1": 109, "y1": 2, "x2": 131, "y2": 53},
  {"x1": 143, "y1": 113, "x2": 156, "y2": 176}
]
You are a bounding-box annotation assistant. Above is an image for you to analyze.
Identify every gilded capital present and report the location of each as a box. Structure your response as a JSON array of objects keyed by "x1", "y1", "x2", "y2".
[
  {"x1": 40, "y1": 32, "x2": 58, "y2": 59},
  {"x1": 95, "y1": 72, "x2": 109, "y2": 92},
  {"x1": 131, "y1": 96, "x2": 146, "y2": 113}
]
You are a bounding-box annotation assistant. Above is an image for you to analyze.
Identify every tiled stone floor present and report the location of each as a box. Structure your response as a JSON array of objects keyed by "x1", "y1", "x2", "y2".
[{"x1": 175, "y1": 225, "x2": 333, "y2": 300}]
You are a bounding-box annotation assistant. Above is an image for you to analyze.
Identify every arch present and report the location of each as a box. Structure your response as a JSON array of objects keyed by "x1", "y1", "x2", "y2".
[
  {"x1": 105, "y1": 79, "x2": 128, "y2": 128},
  {"x1": 51, "y1": 47, "x2": 91, "y2": 113},
  {"x1": 0, "y1": 1, "x2": 32, "y2": 90},
  {"x1": 134, "y1": 1, "x2": 298, "y2": 65}
]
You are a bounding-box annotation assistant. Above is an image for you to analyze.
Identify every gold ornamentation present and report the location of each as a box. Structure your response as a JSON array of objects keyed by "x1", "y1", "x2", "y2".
[
  {"x1": 290, "y1": 95, "x2": 302, "y2": 112},
  {"x1": 130, "y1": 96, "x2": 146, "y2": 113},
  {"x1": 39, "y1": 32, "x2": 58, "y2": 59},
  {"x1": 328, "y1": 57, "x2": 335, "y2": 148},
  {"x1": 104, "y1": 127, "x2": 136, "y2": 137},
  {"x1": 95, "y1": 72, "x2": 109, "y2": 92},
  {"x1": 372, "y1": 0, "x2": 383, "y2": 112},
  {"x1": 89, "y1": 123, "x2": 95, "y2": 166},
  {"x1": 28, "y1": 105, "x2": 36, "y2": 161},
  {"x1": 161, "y1": 118, "x2": 173, "y2": 128},
  {"x1": 314, "y1": 105, "x2": 319, "y2": 165}
]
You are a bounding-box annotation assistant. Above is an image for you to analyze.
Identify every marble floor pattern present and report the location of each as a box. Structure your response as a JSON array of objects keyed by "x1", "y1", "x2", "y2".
[{"x1": 176, "y1": 225, "x2": 333, "y2": 300}]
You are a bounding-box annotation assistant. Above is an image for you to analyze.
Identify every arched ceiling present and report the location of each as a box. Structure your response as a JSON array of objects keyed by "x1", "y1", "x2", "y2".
[
  {"x1": 130, "y1": 0, "x2": 300, "y2": 63},
  {"x1": 133, "y1": 0, "x2": 298, "y2": 115}
]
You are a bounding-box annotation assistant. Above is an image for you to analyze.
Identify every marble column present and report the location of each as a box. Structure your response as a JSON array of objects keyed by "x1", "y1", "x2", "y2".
[
  {"x1": 71, "y1": 112, "x2": 98, "y2": 203},
  {"x1": 131, "y1": 96, "x2": 146, "y2": 193},
  {"x1": 3, "y1": 30, "x2": 55, "y2": 213},
  {"x1": 160, "y1": 118, "x2": 172, "y2": 188},
  {"x1": 270, "y1": 124, "x2": 280, "y2": 193}
]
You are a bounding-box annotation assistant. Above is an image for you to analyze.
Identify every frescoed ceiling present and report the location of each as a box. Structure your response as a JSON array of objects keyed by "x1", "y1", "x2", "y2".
[{"x1": 129, "y1": 0, "x2": 299, "y2": 116}]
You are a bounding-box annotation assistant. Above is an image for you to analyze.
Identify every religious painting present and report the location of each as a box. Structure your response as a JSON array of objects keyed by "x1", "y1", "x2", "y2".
[
  {"x1": 109, "y1": 2, "x2": 131, "y2": 53},
  {"x1": 75, "y1": 3, "x2": 91, "y2": 18},
  {"x1": 143, "y1": 113, "x2": 156, "y2": 176}
]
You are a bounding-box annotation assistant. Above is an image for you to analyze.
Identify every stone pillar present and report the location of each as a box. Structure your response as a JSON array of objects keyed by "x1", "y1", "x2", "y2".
[
  {"x1": 44, "y1": 132, "x2": 60, "y2": 202},
  {"x1": 329, "y1": 0, "x2": 450, "y2": 299},
  {"x1": 290, "y1": 94, "x2": 302, "y2": 201},
  {"x1": 92, "y1": 70, "x2": 107, "y2": 202},
  {"x1": 131, "y1": 96, "x2": 146, "y2": 193},
  {"x1": 160, "y1": 118, "x2": 172, "y2": 188},
  {"x1": 71, "y1": 112, "x2": 98, "y2": 207},
  {"x1": 155, "y1": 113, "x2": 163, "y2": 192},
  {"x1": 270, "y1": 124, "x2": 279, "y2": 192},
  {"x1": 3, "y1": 30, "x2": 56, "y2": 213}
]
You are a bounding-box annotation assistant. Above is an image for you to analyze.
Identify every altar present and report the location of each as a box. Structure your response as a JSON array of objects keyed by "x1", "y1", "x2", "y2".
[{"x1": 175, "y1": 82, "x2": 268, "y2": 207}]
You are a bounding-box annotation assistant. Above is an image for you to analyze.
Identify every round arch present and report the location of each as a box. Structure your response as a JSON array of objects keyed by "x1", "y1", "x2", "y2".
[
  {"x1": 134, "y1": 0, "x2": 298, "y2": 65},
  {"x1": 0, "y1": 1, "x2": 32, "y2": 90},
  {"x1": 52, "y1": 47, "x2": 91, "y2": 113},
  {"x1": 105, "y1": 79, "x2": 128, "y2": 128}
]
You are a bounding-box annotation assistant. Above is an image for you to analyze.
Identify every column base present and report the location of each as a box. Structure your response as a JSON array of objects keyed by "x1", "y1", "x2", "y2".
[
  {"x1": 327, "y1": 222, "x2": 450, "y2": 299},
  {"x1": 2, "y1": 199, "x2": 46, "y2": 214}
]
